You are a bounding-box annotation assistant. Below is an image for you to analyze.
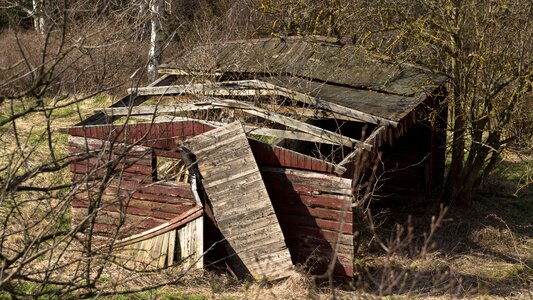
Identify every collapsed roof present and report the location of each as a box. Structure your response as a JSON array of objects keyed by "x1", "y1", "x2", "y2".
[
  {"x1": 160, "y1": 36, "x2": 447, "y2": 124},
  {"x1": 67, "y1": 36, "x2": 448, "y2": 281}
]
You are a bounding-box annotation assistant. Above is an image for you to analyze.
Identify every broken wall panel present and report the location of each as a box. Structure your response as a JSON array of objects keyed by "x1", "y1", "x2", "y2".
[
  {"x1": 181, "y1": 122, "x2": 293, "y2": 281},
  {"x1": 69, "y1": 136, "x2": 197, "y2": 239},
  {"x1": 176, "y1": 216, "x2": 204, "y2": 269},
  {"x1": 69, "y1": 121, "x2": 344, "y2": 175},
  {"x1": 68, "y1": 121, "x2": 356, "y2": 278},
  {"x1": 113, "y1": 207, "x2": 204, "y2": 270},
  {"x1": 249, "y1": 139, "x2": 342, "y2": 174},
  {"x1": 259, "y1": 166, "x2": 354, "y2": 277}
]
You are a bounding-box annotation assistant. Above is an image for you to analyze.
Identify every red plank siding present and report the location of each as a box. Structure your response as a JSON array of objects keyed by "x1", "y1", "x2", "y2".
[{"x1": 260, "y1": 167, "x2": 354, "y2": 277}]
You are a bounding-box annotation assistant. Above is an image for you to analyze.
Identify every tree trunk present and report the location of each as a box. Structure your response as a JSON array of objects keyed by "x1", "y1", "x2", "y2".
[
  {"x1": 148, "y1": 0, "x2": 163, "y2": 79},
  {"x1": 447, "y1": 54, "x2": 466, "y2": 204},
  {"x1": 32, "y1": 0, "x2": 46, "y2": 35},
  {"x1": 445, "y1": 5, "x2": 469, "y2": 205},
  {"x1": 136, "y1": 2, "x2": 148, "y2": 42}
]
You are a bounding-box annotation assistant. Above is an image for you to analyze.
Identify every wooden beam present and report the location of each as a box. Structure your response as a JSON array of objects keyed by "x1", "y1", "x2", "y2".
[
  {"x1": 100, "y1": 100, "x2": 371, "y2": 149},
  {"x1": 73, "y1": 74, "x2": 177, "y2": 126},
  {"x1": 338, "y1": 125, "x2": 387, "y2": 166},
  {"x1": 99, "y1": 99, "x2": 357, "y2": 122},
  {"x1": 127, "y1": 80, "x2": 397, "y2": 126},
  {"x1": 98, "y1": 103, "x2": 216, "y2": 115},
  {"x1": 127, "y1": 80, "x2": 282, "y2": 97},
  {"x1": 259, "y1": 165, "x2": 352, "y2": 192},
  {"x1": 157, "y1": 68, "x2": 224, "y2": 76}
]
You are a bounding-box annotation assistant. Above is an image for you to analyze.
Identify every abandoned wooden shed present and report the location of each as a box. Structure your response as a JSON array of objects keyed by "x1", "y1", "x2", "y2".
[{"x1": 66, "y1": 36, "x2": 447, "y2": 280}]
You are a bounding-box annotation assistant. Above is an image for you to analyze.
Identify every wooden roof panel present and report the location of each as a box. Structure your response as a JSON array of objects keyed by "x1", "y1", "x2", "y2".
[
  {"x1": 168, "y1": 37, "x2": 446, "y2": 97},
  {"x1": 262, "y1": 76, "x2": 418, "y2": 122}
]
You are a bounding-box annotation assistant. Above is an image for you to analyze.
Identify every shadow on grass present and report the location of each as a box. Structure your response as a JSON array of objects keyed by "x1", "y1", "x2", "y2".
[{"x1": 359, "y1": 176, "x2": 533, "y2": 298}]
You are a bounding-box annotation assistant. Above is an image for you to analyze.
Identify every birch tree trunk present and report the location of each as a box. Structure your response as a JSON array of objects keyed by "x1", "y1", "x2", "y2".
[
  {"x1": 135, "y1": 1, "x2": 148, "y2": 42},
  {"x1": 32, "y1": 0, "x2": 46, "y2": 35},
  {"x1": 148, "y1": 0, "x2": 163, "y2": 79}
]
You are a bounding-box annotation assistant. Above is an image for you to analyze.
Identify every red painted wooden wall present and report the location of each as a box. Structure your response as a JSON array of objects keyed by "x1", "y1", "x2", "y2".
[{"x1": 68, "y1": 121, "x2": 354, "y2": 277}]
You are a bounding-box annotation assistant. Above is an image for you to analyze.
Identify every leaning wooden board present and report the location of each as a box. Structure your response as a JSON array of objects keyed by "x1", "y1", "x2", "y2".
[{"x1": 181, "y1": 121, "x2": 293, "y2": 280}]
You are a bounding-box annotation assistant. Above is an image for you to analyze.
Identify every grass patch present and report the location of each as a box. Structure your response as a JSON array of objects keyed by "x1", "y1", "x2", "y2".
[
  {"x1": 111, "y1": 290, "x2": 208, "y2": 300},
  {"x1": 10, "y1": 281, "x2": 67, "y2": 299},
  {"x1": 51, "y1": 104, "x2": 78, "y2": 119},
  {"x1": 493, "y1": 158, "x2": 533, "y2": 183},
  {"x1": 112, "y1": 116, "x2": 146, "y2": 125},
  {"x1": 159, "y1": 292, "x2": 208, "y2": 300},
  {"x1": 249, "y1": 134, "x2": 279, "y2": 144}
]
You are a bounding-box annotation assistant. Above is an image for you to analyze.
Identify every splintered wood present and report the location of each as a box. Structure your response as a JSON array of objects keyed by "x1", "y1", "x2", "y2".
[
  {"x1": 181, "y1": 122, "x2": 293, "y2": 280},
  {"x1": 111, "y1": 207, "x2": 203, "y2": 271}
]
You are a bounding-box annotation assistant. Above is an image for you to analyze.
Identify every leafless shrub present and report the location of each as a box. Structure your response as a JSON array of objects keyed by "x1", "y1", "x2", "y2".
[{"x1": 0, "y1": 1, "x2": 196, "y2": 298}]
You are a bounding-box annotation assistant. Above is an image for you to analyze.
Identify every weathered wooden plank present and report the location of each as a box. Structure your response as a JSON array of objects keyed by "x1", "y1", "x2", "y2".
[
  {"x1": 277, "y1": 214, "x2": 352, "y2": 233},
  {"x1": 214, "y1": 205, "x2": 276, "y2": 227},
  {"x1": 176, "y1": 215, "x2": 203, "y2": 269},
  {"x1": 273, "y1": 203, "x2": 353, "y2": 222},
  {"x1": 158, "y1": 68, "x2": 224, "y2": 76},
  {"x1": 259, "y1": 165, "x2": 352, "y2": 190},
  {"x1": 240, "y1": 250, "x2": 293, "y2": 279},
  {"x1": 338, "y1": 125, "x2": 387, "y2": 167},
  {"x1": 69, "y1": 136, "x2": 153, "y2": 158},
  {"x1": 220, "y1": 215, "x2": 280, "y2": 236},
  {"x1": 233, "y1": 240, "x2": 289, "y2": 261},
  {"x1": 99, "y1": 103, "x2": 217, "y2": 116},
  {"x1": 68, "y1": 121, "x2": 215, "y2": 150},
  {"x1": 95, "y1": 192, "x2": 189, "y2": 207},
  {"x1": 80, "y1": 178, "x2": 194, "y2": 201},
  {"x1": 261, "y1": 177, "x2": 352, "y2": 200},
  {"x1": 127, "y1": 79, "x2": 397, "y2": 126},
  {"x1": 181, "y1": 122, "x2": 292, "y2": 280},
  {"x1": 98, "y1": 98, "x2": 369, "y2": 149},
  {"x1": 167, "y1": 228, "x2": 176, "y2": 265},
  {"x1": 268, "y1": 190, "x2": 351, "y2": 211},
  {"x1": 69, "y1": 163, "x2": 152, "y2": 181},
  {"x1": 71, "y1": 207, "x2": 167, "y2": 231},
  {"x1": 72, "y1": 198, "x2": 193, "y2": 220}
]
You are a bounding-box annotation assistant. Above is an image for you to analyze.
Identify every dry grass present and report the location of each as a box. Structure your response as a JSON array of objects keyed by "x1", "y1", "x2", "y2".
[
  {"x1": 0, "y1": 29, "x2": 150, "y2": 96},
  {"x1": 83, "y1": 170, "x2": 531, "y2": 300}
]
